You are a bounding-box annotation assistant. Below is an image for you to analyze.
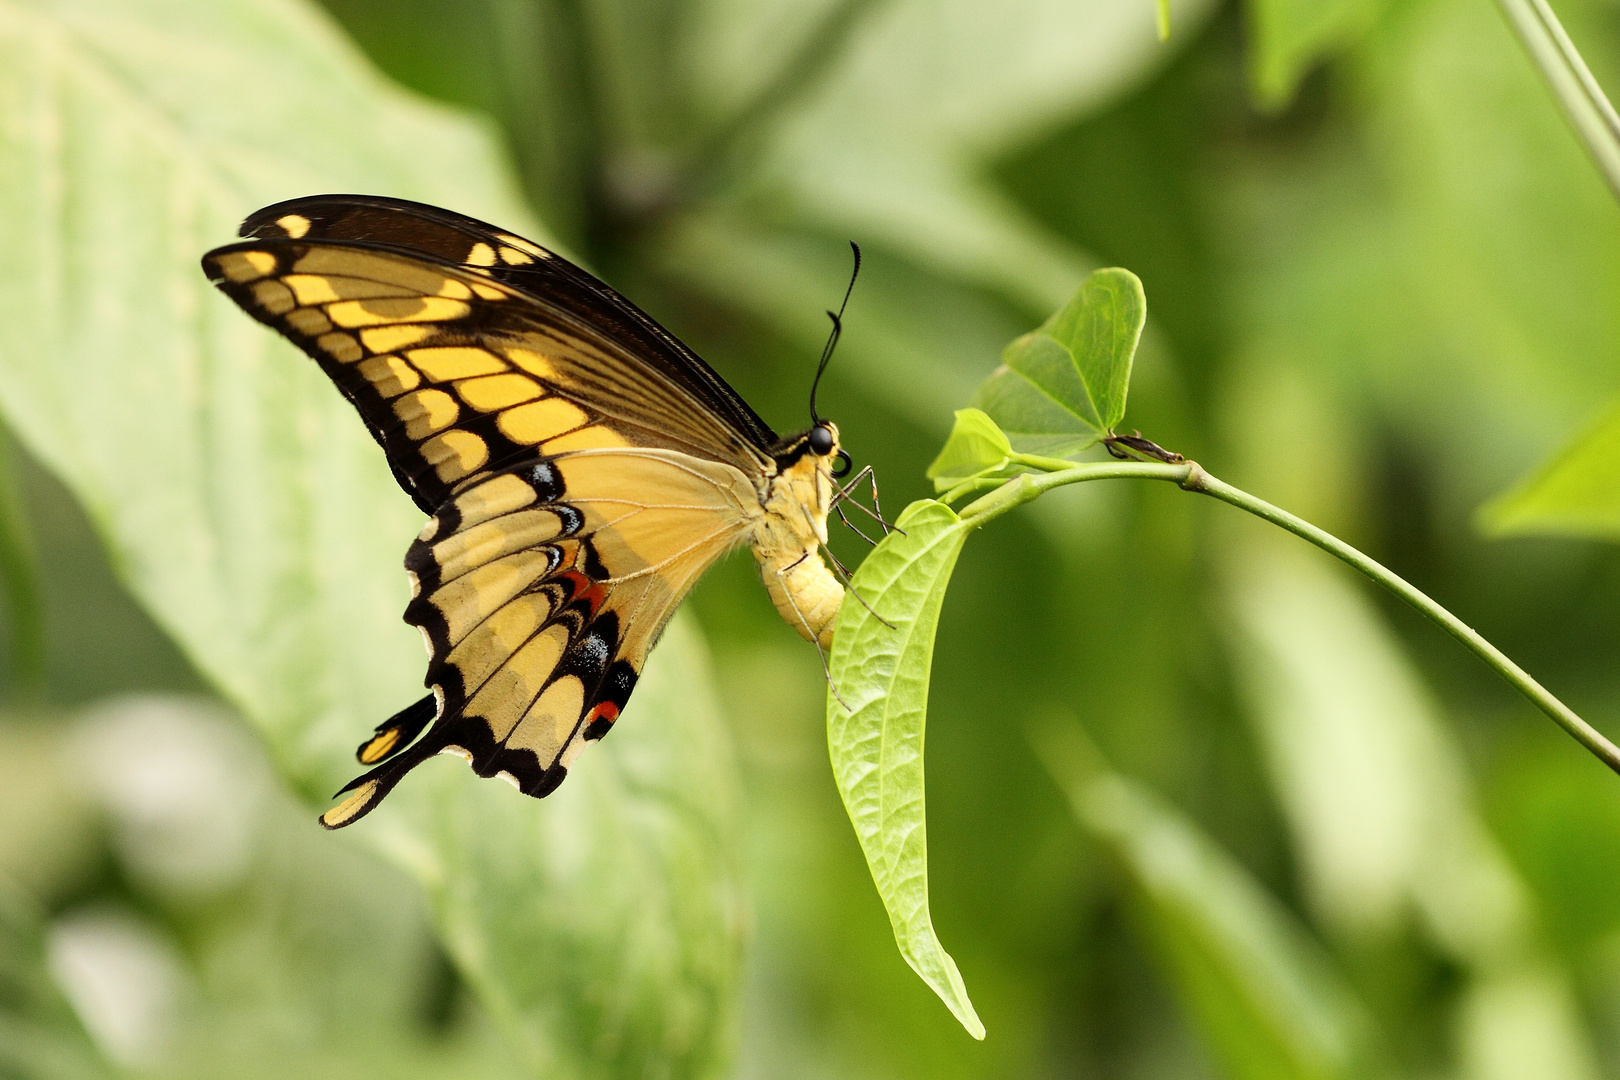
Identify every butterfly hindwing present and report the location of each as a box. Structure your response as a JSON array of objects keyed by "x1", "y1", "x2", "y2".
[{"x1": 316, "y1": 448, "x2": 756, "y2": 829}]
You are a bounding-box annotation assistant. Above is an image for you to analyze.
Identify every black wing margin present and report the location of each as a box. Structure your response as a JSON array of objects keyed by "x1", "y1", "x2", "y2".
[{"x1": 237, "y1": 194, "x2": 779, "y2": 454}]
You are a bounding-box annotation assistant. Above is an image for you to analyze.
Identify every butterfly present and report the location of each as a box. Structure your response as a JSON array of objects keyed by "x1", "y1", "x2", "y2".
[{"x1": 202, "y1": 194, "x2": 871, "y2": 829}]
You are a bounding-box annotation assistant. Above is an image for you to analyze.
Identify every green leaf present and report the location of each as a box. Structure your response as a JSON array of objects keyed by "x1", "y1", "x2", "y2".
[
  {"x1": 925, "y1": 409, "x2": 1014, "y2": 492},
  {"x1": 1034, "y1": 723, "x2": 1378, "y2": 1080},
  {"x1": 0, "y1": 0, "x2": 744, "y2": 1074},
  {"x1": 1479, "y1": 398, "x2": 1620, "y2": 539},
  {"x1": 825, "y1": 500, "x2": 984, "y2": 1039},
  {"x1": 974, "y1": 268, "x2": 1145, "y2": 457},
  {"x1": 1246, "y1": 0, "x2": 1392, "y2": 111}
]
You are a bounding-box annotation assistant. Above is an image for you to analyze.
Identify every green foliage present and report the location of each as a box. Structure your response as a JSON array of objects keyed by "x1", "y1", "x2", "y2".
[
  {"x1": 1245, "y1": 0, "x2": 1392, "y2": 109},
  {"x1": 6, "y1": 0, "x2": 1620, "y2": 1076},
  {"x1": 1481, "y1": 399, "x2": 1620, "y2": 538},
  {"x1": 974, "y1": 268, "x2": 1145, "y2": 457},
  {"x1": 0, "y1": 884, "x2": 114, "y2": 1080},
  {"x1": 1035, "y1": 724, "x2": 1377, "y2": 1080},
  {"x1": 825, "y1": 500, "x2": 983, "y2": 1039},
  {"x1": 925, "y1": 409, "x2": 1015, "y2": 493}
]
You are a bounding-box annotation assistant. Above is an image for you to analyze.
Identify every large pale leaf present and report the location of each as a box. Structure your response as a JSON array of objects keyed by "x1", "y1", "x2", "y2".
[
  {"x1": 0, "y1": 0, "x2": 528, "y2": 774},
  {"x1": 825, "y1": 499, "x2": 983, "y2": 1039},
  {"x1": 0, "y1": 1, "x2": 744, "y2": 1075}
]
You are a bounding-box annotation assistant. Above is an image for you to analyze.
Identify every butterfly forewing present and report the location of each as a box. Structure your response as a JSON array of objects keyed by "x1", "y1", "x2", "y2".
[
  {"x1": 202, "y1": 240, "x2": 771, "y2": 516},
  {"x1": 235, "y1": 194, "x2": 780, "y2": 457}
]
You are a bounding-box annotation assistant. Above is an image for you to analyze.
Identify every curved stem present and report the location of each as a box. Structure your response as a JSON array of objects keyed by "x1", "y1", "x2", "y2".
[{"x1": 958, "y1": 457, "x2": 1620, "y2": 775}]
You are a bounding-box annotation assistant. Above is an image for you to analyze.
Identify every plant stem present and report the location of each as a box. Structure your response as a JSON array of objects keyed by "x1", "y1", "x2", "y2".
[
  {"x1": 1496, "y1": 0, "x2": 1620, "y2": 203},
  {"x1": 959, "y1": 458, "x2": 1620, "y2": 775}
]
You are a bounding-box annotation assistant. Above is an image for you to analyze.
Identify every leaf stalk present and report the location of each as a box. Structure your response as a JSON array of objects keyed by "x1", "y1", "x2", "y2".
[{"x1": 957, "y1": 457, "x2": 1620, "y2": 774}]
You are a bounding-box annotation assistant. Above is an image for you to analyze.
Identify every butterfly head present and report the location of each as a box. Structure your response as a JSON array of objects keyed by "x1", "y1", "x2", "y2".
[
  {"x1": 776, "y1": 421, "x2": 847, "y2": 478},
  {"x1": 808, "y1": 422, "x2": 853, "y2": 478}
]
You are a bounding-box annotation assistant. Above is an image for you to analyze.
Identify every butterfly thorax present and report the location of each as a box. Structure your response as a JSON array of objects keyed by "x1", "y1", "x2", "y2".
[{"x1": 752, "y1": 424, "x2": 843, "y2": 649}]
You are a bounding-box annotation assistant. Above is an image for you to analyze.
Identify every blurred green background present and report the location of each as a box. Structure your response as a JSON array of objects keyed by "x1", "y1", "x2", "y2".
[{"x1": 4, "y1": 0, "x2": 1620, "y2": 1076}]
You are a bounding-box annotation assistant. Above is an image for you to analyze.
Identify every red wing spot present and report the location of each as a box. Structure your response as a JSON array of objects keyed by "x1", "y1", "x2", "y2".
[
  {"x1": 555, "y1": 570, "x2": 607, "y2": 618},
  {"x1": 583, "y1": 701, "x2": 619, "y2": 741}
]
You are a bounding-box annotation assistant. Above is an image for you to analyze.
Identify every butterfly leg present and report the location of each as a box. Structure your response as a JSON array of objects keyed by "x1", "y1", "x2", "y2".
[
  {"x1": 819, "y1": 539, "x2": 895, "y2": 630},
  {"x1": 829, "y1": 466, "x2": 905, "y2": 542}
]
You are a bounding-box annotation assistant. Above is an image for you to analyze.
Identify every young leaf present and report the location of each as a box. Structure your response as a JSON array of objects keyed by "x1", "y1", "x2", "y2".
[
  {"x1": 974, "y1": 267, "x2": 1146, "y2": 457},
  {"x1": 1034, "y1": 723, "x2": 1379, "y2": 1080},
  {"x1": 1479, "y1": 399, "x2": 1620, "y2": 539},
  {"x1": 826, "y1": 500, "x2": 985, "y2": 1039},
  {"x1": 925, "y1": 408, "x2": 1014, "y2": 492}
]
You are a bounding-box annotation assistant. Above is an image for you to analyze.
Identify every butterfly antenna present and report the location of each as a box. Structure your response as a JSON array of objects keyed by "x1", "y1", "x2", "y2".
[{"x1": 809, "y1": 242, "x2": 862, "y2": 425}]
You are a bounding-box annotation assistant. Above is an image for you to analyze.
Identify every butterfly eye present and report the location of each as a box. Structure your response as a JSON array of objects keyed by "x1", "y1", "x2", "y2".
[
  {"x1": 808, "y1": 424, "x2": 835, "y2": 456},
  {"x1": 832, "y1": 450, "x2": 852, "y2": 479}
]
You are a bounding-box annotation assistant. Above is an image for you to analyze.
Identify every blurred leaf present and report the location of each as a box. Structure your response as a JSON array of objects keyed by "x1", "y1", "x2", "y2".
[
  {"x1": 973, "y1": 268, "x2": 1145, "y2": 457},
  {"x1": 0, "y1": 427, "x2": 43, "y2": 689},
  {"x1": 1488, "y1": 736, "x2": 1620, "y2": 958},
  {"x1": 374, "y1": 616, "x2": 746, "y2": 1080},
  {"x1": 1226, "y1": 546, "x2": 1454, "y2": 937},
  {"x1": 1479, "y1": 398, "x2": 1620, "y2": 539},
  {"x1": 0, "y1": 1, "x2": 744, "y2": 1075},
  {"x1": 1245, "y1": 0, "x2": 1391, "y2": 110},
  {"x1": 1035, "y1": 723, "x2": 1378, "y2": 1080},
  {"x1": 825, "y1": 499, "x2": 984, "y2": 1039},
  {"x1": 744, "y1": 0, "x2": 1219, "y2": 309},
  {"x1": 926, "y1": 409, "x2": 1014, "y2": 492},
  {"x1": 1225, "y1": 543, "x2": 1601, "y2": 1076},
  {"x1": 0, "y1": 882, "x2": 115, "y2": 1080},
  {"x1": 1457, "y1": 968, "x2": 1600, "y2": 1080},
  {"x1": 657, "y1": 212, "x2": 1024, "y2": 432}
]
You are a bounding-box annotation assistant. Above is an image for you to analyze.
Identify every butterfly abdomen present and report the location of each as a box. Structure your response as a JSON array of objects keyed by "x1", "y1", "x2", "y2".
[
  {"x1": 757, "y1": 545, "x2": 841, "y2": 649},
  {"x1": 752, "y1": 443, "x2": 844, "y2": 649}
]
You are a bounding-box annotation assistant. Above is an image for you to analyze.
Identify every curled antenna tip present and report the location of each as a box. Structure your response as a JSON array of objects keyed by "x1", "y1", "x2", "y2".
[{"x1": 809, "y1": 244, "x2": 862, "y2": 424}]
